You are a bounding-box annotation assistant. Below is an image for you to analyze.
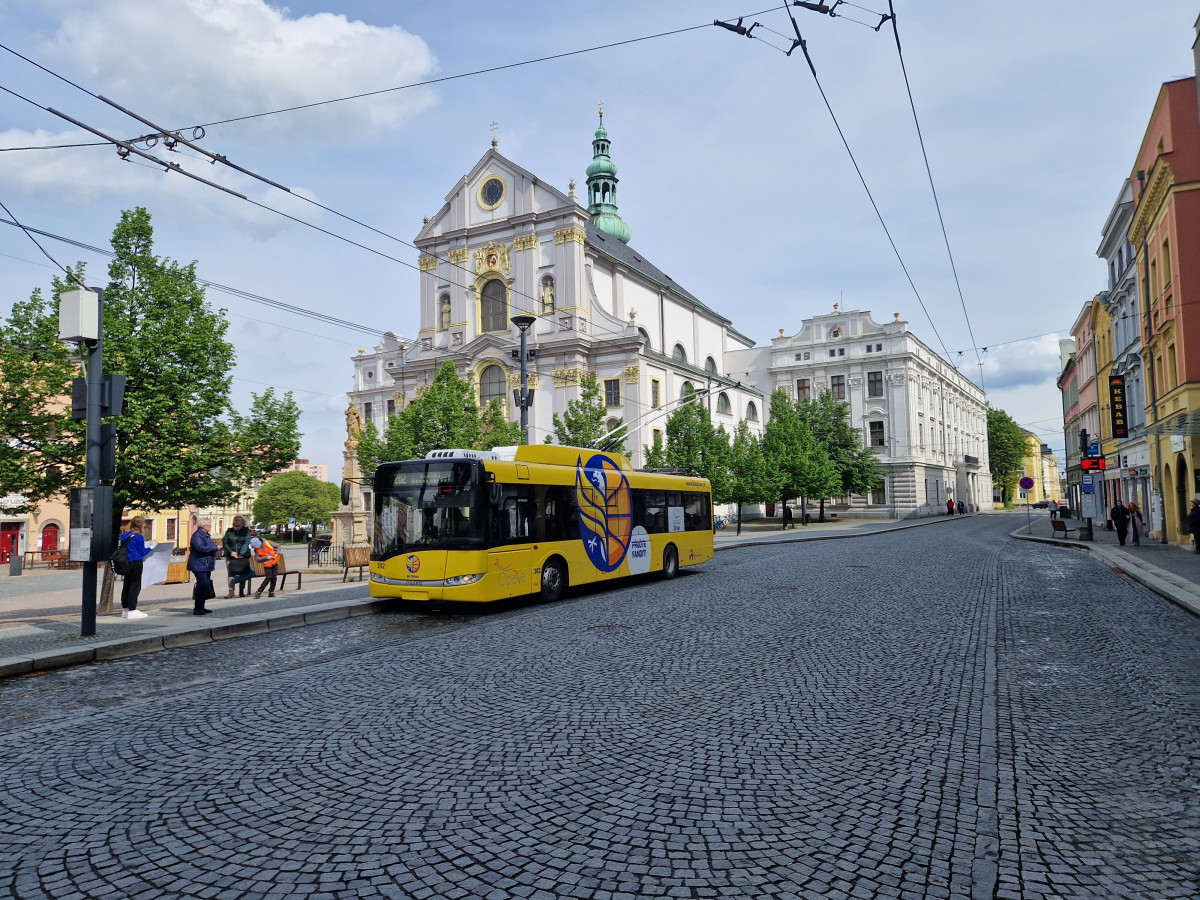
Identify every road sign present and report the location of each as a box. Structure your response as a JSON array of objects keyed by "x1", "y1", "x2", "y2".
[
  {"x1": 1019, "y1": 476, "x2": 1034, "y2": 491},
  {"x1": 1088, "y1": 441, "x2": 1100, "y2": 456},
  {"x1": 1082, "y1": 473, "x2": 1095, "y2": 493}
]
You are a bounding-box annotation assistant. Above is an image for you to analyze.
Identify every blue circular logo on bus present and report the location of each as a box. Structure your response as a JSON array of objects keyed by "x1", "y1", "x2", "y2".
[{"x1": 575, "y1": 453, "x2": 633, "y2": 573}]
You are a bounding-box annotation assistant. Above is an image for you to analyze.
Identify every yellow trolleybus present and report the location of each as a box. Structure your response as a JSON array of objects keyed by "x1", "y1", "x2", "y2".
[{"x1": 366, "y1": 444, "x2": 713, "y2": 603}]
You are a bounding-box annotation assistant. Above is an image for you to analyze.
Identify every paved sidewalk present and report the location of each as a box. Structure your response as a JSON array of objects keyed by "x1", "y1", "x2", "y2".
[
  {"x1": 1011, "y1": 509, "x2": 1200, "y2": 617},
  {"x1": 0, "y1": 511, "x2": 1000, "y2": 679}
]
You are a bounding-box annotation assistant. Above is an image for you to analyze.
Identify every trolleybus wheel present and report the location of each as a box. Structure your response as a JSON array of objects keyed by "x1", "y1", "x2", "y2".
[
  {"x1": 662, "y1": 544, "x2": 679, "y2": 580},
  {"x1": 540, "y1": 557, "x2": 568, "y2": 602}
]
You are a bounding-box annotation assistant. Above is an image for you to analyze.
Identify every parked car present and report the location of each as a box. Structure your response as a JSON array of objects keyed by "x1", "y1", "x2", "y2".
[{"x1": 1032, "y1": 500, "x2": 1050, "y2": 509}]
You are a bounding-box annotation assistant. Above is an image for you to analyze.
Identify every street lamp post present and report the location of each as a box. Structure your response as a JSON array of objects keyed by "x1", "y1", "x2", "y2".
[{"x1": 511, "y1": 315, "x2": 536, "y2": 443}]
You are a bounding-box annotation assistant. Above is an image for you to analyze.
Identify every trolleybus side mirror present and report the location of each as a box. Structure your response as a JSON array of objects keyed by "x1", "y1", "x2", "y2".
[{"x1": 341, "y1": 481, "x2": 351, "y2": 506}]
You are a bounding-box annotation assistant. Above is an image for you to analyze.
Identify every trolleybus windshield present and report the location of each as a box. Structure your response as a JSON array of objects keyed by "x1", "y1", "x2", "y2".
[{"x1": 373, "y1": 461, "x2": 484, "y2": 558}]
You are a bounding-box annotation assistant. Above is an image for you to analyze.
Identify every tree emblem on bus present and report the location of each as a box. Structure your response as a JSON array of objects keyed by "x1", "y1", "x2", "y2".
[{"x1": 575, "y1": 453, "x2": 633, "y2": 573}]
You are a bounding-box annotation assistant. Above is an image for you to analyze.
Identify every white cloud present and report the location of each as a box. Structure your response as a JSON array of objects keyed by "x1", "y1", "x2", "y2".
[
  {"x1": 36, "y1": 0, "x2": 439, "y2": 142},
  {"x1": 978, "y1": 334, "x2": 1064, "y2": 392}
]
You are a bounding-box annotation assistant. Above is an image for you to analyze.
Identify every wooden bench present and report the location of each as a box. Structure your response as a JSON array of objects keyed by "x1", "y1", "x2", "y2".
[
  {"x1": 343, "y1": 545, "x2": 370, "y2": 582},
  {"x1": 1051, "y1": 520, "x2": 1078, "y2": 538},
  {"x1": 249, "y1": 552, "x2": 302, "y2": 591}
]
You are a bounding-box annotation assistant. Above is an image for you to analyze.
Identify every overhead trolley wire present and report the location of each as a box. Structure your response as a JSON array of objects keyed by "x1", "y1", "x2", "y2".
[
  {"x1": 761, "y1": 4, "x2": 956, "y2": 367},
  {"x1": 885, "y1": 0, "x2": 984, "y2": 391}
]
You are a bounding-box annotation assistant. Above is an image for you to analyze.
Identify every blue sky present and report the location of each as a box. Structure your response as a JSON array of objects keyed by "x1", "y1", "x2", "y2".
[{"x1": 1, "y1": 0, "x2": 1196, "y2": 476}]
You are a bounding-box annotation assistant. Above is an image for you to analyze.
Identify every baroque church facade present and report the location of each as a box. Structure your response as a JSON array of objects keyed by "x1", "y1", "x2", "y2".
[
  {"x1": 347, "y1": 114, "x2": 764, "y2": 481},
  {"x1": 344, "y1": 115, "x2": 992, "y2": 521}
]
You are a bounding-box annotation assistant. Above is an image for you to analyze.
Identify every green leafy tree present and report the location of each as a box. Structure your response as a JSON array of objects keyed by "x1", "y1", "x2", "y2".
[
  {"x1": 1, "y1": 209, "x2": 301, "y2": 608},
  {"x1": 987, "y1": 405, "x2": 1026, "y2": 507},
  {"x1": 547, "y1": 375, "x2": 625, "y2": 452},
  {"x1": 797, "y1": 390, "x2": 884, "y2": 520},
  {"x1": 252, "y1": 470, "x2": 340, "y2": 532},
  {"x1": 663, "y1": 385, "x2": 713, "y2": 475},
  {"x1": 478, "y1": 398, "x2": 524, "y2": 450},
  {"x1": 726, "y1": 420, "x2": 771, "y2": 535},
  {"x1": 642, "y1": 430, "x2": 668, "y2": 468},
  {"x1": 763, "y1": 388, "x2": 839, "y2": 527},
  {"x1": 409, "y1": 361, "x2": 480, "y2": 456},
  {"x1": 0, "y1": 279, "x2": 86, "y2": 510},
  {"x1": 355, "y1": 406, "x2": 417, "y2": 476}
]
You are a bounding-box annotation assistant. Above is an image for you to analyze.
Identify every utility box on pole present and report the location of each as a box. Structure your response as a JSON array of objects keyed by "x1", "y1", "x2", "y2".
[{"x1": 58, "y1": 288, "x2": 99, "y2": 343}]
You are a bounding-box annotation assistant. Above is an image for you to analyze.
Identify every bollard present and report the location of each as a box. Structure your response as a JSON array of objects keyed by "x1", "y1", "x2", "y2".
[{"x1": 9, "y1": 554, "x2": 22, "y2": 576}]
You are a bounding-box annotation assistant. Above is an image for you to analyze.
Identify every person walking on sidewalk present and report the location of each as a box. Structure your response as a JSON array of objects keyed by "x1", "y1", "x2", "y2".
[
  {"x1": 188, "y1": 518, "x2": 218, "y2": 615},
  {"x1": 118, "y1": 516, "x2": 155, "y2": 619},
  {"x1": 1127, "y1": 501, "x2": 1144, "y2": 546},
  {"x1": 1188, "y1": 499, "x2": 1200, "y2": 553},
  {"x1": 249, "y1": 536, "x2": 280, "y2": 598},
  {"x1": 222, "y1": 516, "x2": 253, "y2": 598},
  {"x1": 1110, "y1": 501, "x2": 1130, "y2": 546}
]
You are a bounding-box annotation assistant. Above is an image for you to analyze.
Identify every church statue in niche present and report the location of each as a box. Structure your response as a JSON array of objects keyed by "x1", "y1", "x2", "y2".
[
  {"x1": 540, "y1": 276, "x2": 554, "y2": 314},
  {"x1": 439, "y1": 295, "x2": 451, "y2": 331}
]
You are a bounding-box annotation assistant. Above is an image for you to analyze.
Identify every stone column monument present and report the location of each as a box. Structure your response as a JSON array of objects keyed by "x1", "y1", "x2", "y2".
[{"x1": 331, "y1": 401, "x2": 371, "y2": 550}]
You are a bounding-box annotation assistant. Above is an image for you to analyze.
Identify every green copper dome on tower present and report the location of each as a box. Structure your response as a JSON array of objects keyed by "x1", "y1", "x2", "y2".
[{"x1": 585, "y1": 106, "x2": 631, "y2": 244}]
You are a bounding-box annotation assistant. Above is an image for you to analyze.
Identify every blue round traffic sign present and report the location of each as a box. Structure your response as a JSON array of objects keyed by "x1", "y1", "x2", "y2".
[{"x1": 1019, "y1": 476, "x2": 1034, "y2": 491}]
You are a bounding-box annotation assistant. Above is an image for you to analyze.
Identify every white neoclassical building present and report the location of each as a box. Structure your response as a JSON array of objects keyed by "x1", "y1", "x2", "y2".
[
  {"x1": 348, "y1": 114, "x2": 763, "y2": 475},
  {"x1": 726, "y1": 307, "x2": 993, "y2": 517}
]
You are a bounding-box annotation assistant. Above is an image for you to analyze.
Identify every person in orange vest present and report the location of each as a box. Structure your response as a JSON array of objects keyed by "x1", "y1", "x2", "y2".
[{"x1": 249, "y1": 536, "x2": 281, "y2": 598}]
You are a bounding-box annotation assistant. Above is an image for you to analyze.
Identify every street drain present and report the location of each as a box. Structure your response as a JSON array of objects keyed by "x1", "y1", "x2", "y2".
[{"x1": 588, "y1": 624, "x2": 631, "y2": 633}]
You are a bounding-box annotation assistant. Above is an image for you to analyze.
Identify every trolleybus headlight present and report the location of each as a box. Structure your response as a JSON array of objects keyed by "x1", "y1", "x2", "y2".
[{"x1": 443, "y1": 573, "x2": 485, "y2": 586}]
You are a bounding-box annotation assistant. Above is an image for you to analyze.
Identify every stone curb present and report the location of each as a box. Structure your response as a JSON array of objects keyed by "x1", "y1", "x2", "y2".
[
  {"x1": 1009, "y1": 525, "x2": 1200, "y2": 618},
  {"x1": 0, "y1": 596, "x2": 391, "y2": 680}
]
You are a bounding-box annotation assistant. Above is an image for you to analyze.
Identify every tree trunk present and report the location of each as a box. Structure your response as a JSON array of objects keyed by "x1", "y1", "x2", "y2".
[
  {"x1": 819, "y1": 497, "x2": 826, "y2": 522},
  {"x1": 99, "y1": 564, "x2": 115, "y2": 614}
]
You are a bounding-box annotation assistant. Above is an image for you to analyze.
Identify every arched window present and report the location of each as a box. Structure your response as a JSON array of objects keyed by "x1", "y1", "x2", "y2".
[
  {"x1": 672, "y1": 344, "x2": 687, "y2": 363},
  {"x1": 705, "y1": 356, "x2": 718, "y2": 375},
  {"x1": 480, "y1": 364, "x2": 507, "y2": 407},
  {"x1": 680, "y1": 381, "x2": 694, "y2": 400},
  {"x1": 746, "y1": 401, "x2": 759, "y2": 422},
  {"x1": 480, "y1": 279, "x2": 507, "y2": 333},
  {"x1": 717, "y1": 392, "x2": 731, "y2": 415},
  {"x1": 638, "y1": 327, "x2": 651, "y2": 345}
]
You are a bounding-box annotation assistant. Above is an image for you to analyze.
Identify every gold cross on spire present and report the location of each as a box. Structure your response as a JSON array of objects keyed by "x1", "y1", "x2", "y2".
[{"x1": 490, "y1": 121, "x2": 499, "y2": 149}]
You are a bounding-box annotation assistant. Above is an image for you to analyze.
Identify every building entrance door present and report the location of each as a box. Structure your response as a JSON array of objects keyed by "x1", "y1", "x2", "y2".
[{"x1": 0, "y1": 524, "x2": 19, "y2": 564}]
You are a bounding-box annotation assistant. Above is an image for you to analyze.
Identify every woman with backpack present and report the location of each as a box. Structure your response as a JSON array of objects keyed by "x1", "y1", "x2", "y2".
[{"x1": 118, "y1": 516, "x2": 155, "y2": 619}]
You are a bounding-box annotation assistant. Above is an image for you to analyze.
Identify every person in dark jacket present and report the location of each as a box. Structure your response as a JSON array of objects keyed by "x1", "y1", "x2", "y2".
[
  {"x1": 188, "y1": 517, "x2": 218, "y2": 615},
  {"x1": 119, "y1": 516, "x2": 155, "y2": 619},
  {"x1": 1188, "y1": 499, "x2": 1200, "y2": 553},
  {"x1": 222, "y1": 516, "x2": 253, "y2": 598},
  {"x1": 1110, "y1": 501, "x2": 1130, "y2": 546}
]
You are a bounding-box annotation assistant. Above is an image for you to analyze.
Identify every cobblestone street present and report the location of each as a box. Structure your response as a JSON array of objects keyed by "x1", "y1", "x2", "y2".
[{"x1": 0, "y1": 514, "x2": 1196, "y2": 899}]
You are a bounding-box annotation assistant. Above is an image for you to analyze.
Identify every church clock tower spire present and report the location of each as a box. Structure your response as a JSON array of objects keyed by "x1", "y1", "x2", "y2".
[{"x1": 585, "y1": 104, "x2": 632, "y2": 244}]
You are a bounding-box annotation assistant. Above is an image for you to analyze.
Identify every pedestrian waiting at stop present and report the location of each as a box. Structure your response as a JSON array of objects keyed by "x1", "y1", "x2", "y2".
[
  {"x1": 1188, "y1": 499, "x2": 1200, "y2": 553},
  {"x1": 946, "y1": 498, "x2": 955, "y2": 517},
  {"x1": 1127, "y1": 500, "x2": 1144, "y2": 546},
  {"x1": 956, "y1": 501, "x2": 966, "y2": 516},
  {"x1": 188, "y1": 518, "x2": 218, "y2": 615},
  {"x1": 249, "y1": 536, "x2": 281, "y2": 598},
  {"x1": 1110, "y1": 500, "x2": 1130, "y2": 546},
  {"x1": 222, "y1": 515, "x2": 253, "y2": 598},
  {"x1": 118, "y1": 516, "x2": 154, "y2": 619}
]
